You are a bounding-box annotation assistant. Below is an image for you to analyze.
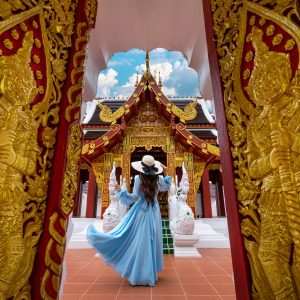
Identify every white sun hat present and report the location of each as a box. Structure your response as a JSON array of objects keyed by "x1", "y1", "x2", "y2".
[{"x1": 131, "y1": 155, "x2": 163, "y2": 175}]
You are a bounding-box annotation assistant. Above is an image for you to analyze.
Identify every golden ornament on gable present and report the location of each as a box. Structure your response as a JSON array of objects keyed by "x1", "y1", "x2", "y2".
[
  {"x1": 259, "y1": 18, "x2": 266, "y2": 26},
  {"x1": 266, "y1": 24, "x2": 275, "y2": 36},
  {"x1": 11, "y1": 29, "x2": 19, "y2": 40},
  {"x1": 249, "y1": 15, "x2": 256, "y2": 26},
  {"x1": 245, "y1": 51, "x2": 253, "y2": 62},
  {"x1": 20, "y1": 22, "x2": 27, "y2": 32},
  {"x1": 272, "y1": 33, "x2": 283, "y2": 46},
  {"x1": 33, "y1": 54, "x2": 40, "y2": 63},
  {"x1": 3, "y1": 39, "x2": 13, "y2": 50},
  {"x1": 246, "y1": 33, "x2": 252, "y2": 43},
  {"x1": 36, "y1": 70, "x2": 43, "y2": 79},
  {"x1": 243, "y1": 68, "x2": 250, "y2": 80},
  {"x1": 32, "y1": 20, "x2": 38, "y2": 29},
  {"x1": 285, "y1": 38, "x2": 295, "y2": 51}
]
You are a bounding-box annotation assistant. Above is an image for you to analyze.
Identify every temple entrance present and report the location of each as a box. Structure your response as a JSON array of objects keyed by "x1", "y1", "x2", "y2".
[{"x1": 130, "y1": 147, "x2": 169, "y2": 218}]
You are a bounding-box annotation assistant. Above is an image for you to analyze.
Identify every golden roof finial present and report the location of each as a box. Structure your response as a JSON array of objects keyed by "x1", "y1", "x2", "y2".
[
  {"x1": 158, "y1": 71, "x2": 162, "y2": 88},
  {"x1": 135, "y1": 72, "x2": 139, "y2": 87},
  {"x1": 145, "y1": 51, "x2": 150, "y2": 79}
]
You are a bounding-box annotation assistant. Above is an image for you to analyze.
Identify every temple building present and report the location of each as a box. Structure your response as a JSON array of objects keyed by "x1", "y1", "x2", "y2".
[{"x1": 77, "y1": 55, "x2": 224, "y2": 221}]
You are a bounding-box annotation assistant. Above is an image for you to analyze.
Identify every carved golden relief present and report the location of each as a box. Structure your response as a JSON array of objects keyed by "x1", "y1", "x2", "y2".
[
  {"x1": 0, "y1": 29, "x2": 40, "y2": 298},
  {"x1": 212, "y1": 1, "x2": 300, "y2": 299},
  {"x1": 170, "y1": 99, "x2": 198, "y2": 123},
  {"x1": 61, "y1": 124, "x2": 83, "y2": 215},
  {"x1": 98, "y1": 102, "x2": 129, "y2": 124},
  {"x1": 193, "y1": 162, "x2": 206, "y2": 195},
  {"x1": 41, "y1": 212, "x2": 66, "y2": 299},
  {"x1": 0, "y1": 0, "x2": 83, "y2": 297},
  {"x1": 65, "y1": 21, "x2": 90, "y2": 122}
]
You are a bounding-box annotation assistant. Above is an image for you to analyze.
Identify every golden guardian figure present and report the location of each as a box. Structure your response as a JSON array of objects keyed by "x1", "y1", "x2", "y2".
[
  {"x1": 246, "y1": 27, "x2": 300, "y2": 299},
  {"x1": 0, "y1": 31, "x2": 39, "y2": 298}
]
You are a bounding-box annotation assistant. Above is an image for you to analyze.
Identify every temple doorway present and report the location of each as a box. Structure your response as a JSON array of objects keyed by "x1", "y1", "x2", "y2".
[{"x1": 131, "y1": 147, "x2": 169, "y2": 218}]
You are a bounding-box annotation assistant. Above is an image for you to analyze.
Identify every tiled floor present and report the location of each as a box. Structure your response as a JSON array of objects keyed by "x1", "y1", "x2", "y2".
[{"x1": 62, "y1": 248, "x2": 236, "y2": 300}]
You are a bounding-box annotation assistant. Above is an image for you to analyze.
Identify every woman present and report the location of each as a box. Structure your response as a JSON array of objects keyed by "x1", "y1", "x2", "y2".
[{"x1": 87, "y1": 155, "x2": 171, "y2": 286}]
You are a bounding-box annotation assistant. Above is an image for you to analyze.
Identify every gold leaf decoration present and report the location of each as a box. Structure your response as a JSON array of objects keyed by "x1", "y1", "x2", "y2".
[
  {"x1": 61, "y1": 124, "x2": 83, "y2": 215},
  {"x1": 272, "y1": 33, "x2": 283, "y2": 46}
]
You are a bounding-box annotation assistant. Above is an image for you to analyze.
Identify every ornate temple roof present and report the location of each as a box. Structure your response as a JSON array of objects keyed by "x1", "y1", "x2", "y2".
[
  {"x1": 81, "y1": 54, "x2": 219, "y2": 164},
  {"x1": 84, "y1": 98, "x2": 215, "y2": 127}
]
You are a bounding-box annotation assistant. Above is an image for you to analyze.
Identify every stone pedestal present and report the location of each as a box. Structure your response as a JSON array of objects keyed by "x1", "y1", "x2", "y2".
[{"x1": 171, "y1": 233, "x2": 201, "y2": 257}]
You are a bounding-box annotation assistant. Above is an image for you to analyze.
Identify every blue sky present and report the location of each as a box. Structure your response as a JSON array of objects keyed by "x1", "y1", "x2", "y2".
[{"x1": 96, "y1": 48, "x2": 200, "y2": 98}]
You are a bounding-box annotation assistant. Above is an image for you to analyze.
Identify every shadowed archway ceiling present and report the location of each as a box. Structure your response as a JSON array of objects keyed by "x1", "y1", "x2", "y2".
[{"x1": 83, "y1": 0, "x2": 212, "y2": 102}]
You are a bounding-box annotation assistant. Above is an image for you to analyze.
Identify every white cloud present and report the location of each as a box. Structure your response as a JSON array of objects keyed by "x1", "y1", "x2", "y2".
[
  {"x1": 97, "y1": 68, "x2": 118, "y2": 97},
  {"x1": 122, "y1": 73, "x2": 139, "y2": 88},
  {"x1": 96, "y1": 48, "x2": 200, "y2": 98},
  {"x1": 162, "y1": 86, "x2": 177, "y2": 97}
]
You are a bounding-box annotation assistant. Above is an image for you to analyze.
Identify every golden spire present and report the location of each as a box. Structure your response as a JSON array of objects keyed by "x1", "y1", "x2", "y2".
[
  {"x1": 135, "y1": 72, "x2": 139, "y2": 87},
  {"x1": 145, "y1": 51, "x2": 150, "y2": 79},
  {"x1": 158, "y1": 71, "x2": 162, "y2": 88}
]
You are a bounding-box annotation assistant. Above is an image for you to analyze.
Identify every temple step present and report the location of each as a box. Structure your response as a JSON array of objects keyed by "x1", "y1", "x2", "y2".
[{"x1": 162, "y1": 219, "x2": 174, "y2": 254}]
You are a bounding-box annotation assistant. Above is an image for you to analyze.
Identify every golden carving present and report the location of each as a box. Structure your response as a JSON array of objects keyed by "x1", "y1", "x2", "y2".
[
  {"x1": 1, "y1": 0, "x2": 88, "y2": 297},
  {"x1": 41, "y1": 212, "x2": 66, "y2": 298},
  {"x1": 285, "y1": 38, "x2": 295, "y2": 51},
  {"x1": 65, "y1": 22, "x2": 89, "y2": 122},
  {"x1": 131, "y1": 137, "x2": 167, "y2": 152},
  {"x1": 98, "y1": 102, "x2": 129, "y2": 124},
  {"x1": 125, "y1": 126, "x2": 169, "y2": 137},
  {"x1": 92, "y1": 163, "x2": 103, "y2": 187},
  {"x1": 61, "y1": 124, "x2": 83, "y2": 215},
  {"x1": 85, "y1": 0, "x2": 97, "y2": 26},
  {"x1": 193, "y1": 162, "x2": 206, "y2": 195},
  {"x1": 212, "y1": 1, "x2": 300, "y2": 299},
  {"x1": 0, "y1": 31, "x2": 39, "y2": 298},
  {"x1": 164, "y1": 98, "x2": 198, "y2": 123}
]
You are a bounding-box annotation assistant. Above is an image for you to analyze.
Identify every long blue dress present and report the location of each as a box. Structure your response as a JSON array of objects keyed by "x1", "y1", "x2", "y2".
[{"x1": 87, "y1": 175, "x2": 171, "y2": 286}]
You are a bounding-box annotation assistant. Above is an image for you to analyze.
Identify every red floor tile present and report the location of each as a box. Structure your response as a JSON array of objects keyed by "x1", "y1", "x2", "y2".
[
  {"x1": 68, "y1": 274, "x2": 99, "y2": 284},
  {"x1": 206, "y1": 275, "x2": 233, "y2": 284},
  {"x1": 81, "y1": 295, "x2": 116, "y2": 300},
  {"x1": 117, "y1": 295, "x2": 151, "y2": 300},
  {"x1": 157, "y1": 274, "x2": 180, "y2": 284},
  {"x1": 221, "y1": 296, "x2": 237, "y2": 300},
  {"x1": 63, "y1": 283, "x2": 91, "y2": 294},
  {"x1": 213, "y1": 283, "x2": 236, "y2": 296},
  {"x1": 198, "y1": 268, "x2": 228, "y2": 276},
  {"x1": 152, "y1": 283, "x2": 185, "y2": 295},
  {"x1": 182, "y1": 283, "x2": 218, "y2": 296},
  {"x1": 178, "y1": 275, "x2": 208, "y2": 284},
  {"x1": 119, "y1": 283, "x2": 152, "y2": 295},
  {"x1": 61, "y1": 295, "x2": 82, "y2": 300},
  {"x1": 95, "y1": 273, "x2": 124, "y2": 283},
  {"x1": 86, "y1": 283, "x2": 122, "y2": 294},
  {"x1": 152, "y1": 296, "x2": 187, "y2": 300},
  {"x1": 187, "y1": 296, "x2": 221, "y2": 300}
]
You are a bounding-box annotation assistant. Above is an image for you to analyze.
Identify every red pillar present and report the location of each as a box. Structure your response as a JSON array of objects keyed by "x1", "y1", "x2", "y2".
[
  {"x1": 216, "y1": 172, "x2": 226, "y2": 216},
  {"x1": 86, "y1": 169, "x2": 96, "y2": 218},
  {"x1": 202, "y1": 1, "x2": 252, "y2": 298},
  {"x1": 202, "y1": 167, "x2": 212, "y2": 218}
]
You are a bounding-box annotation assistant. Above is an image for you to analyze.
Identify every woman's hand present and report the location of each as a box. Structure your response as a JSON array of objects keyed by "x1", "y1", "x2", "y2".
[
  {"x1": 161, "y1": 163, "x2": 168, "y2": 175},
  {"x1": 115, "y1": 184, "x2": 121, "y2": 192}
]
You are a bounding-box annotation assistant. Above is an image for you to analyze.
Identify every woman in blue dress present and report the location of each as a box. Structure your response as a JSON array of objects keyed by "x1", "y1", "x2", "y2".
[{"x1": 87, "y1": 155, "x2": 171, "y2": 286}]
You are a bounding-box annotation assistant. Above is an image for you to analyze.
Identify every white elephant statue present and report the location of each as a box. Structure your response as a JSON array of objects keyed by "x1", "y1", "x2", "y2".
[
  {"x1": 103, "y1": 162, "x2": 127, "y2": 232},
  {"x1": 168, "y1": 177, "x2": 177, "y2": 222},
  {"x1": 170, "y1": 163, "x2": 195, "y2": 235}
]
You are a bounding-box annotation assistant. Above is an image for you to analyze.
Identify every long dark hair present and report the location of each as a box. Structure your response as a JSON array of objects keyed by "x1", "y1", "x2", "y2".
[{"x1": 139, "y1": 173, "x2": 159, "y2": 205}]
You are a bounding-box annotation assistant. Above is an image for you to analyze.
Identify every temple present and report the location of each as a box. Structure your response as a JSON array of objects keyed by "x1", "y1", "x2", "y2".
[{"x1": 78, "y1": 54, "x2": 223, "y2": 221}]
